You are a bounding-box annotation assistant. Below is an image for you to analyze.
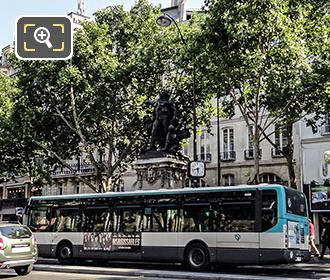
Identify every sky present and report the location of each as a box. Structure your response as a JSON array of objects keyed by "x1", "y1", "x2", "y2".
[{"x1": 1, "y1": 0, "x2": 204, "y2": 49}]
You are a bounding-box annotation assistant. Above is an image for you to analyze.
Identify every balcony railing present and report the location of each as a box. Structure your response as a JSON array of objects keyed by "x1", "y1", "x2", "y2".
[
  {"x1": 244, "y1": 149, "x2": 262, "y2": 160},
  {"x1": 271, "y1": 147, "x2": 287, "y2": 158},
  {"x1": 197, "y1": 153, "x2": 212, "y2": 162},
  {"x1": 51, "y1": 163, "x2": 97, "y2": 177},
  {"x1": 220, "y1": 151, "x2": 236, "y2": 162}
]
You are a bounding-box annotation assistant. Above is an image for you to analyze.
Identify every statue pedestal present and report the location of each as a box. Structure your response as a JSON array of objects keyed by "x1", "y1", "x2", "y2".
[{"x1": 133, "y1": 155, "x2": 188, "y2": 190}]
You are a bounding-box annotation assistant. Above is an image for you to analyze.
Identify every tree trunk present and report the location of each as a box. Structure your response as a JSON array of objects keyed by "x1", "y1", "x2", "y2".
[
  {"x1": 102, "y1": 176, "x2": 112, "y2": 192},
  {"x1": 286, "y1": 124, "x2": 297, "y2": 189},
  {"x1": 253, "y1": 128, "x2": 260, "y2": 184}
]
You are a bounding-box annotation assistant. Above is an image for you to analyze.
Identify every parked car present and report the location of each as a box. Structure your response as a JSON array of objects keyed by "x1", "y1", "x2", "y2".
[{"x1": 0, "y1": 222, "x2": 37, "y2": 275}]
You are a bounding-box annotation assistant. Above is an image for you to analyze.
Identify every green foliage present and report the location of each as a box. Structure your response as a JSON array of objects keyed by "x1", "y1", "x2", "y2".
[
  {"x1": 9, "y1": 0, "x2": 213, "y2": 192},
  {"x1": 0, "y1": 73, "x2": 16, "y2": 121},
  {"x1": 195, "y1": 0, "x2": 329, "y2": 186}
]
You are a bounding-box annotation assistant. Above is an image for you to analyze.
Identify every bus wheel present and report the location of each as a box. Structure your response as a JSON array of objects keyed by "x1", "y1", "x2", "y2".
[
  {"x1": 57, "y1": 242, "x2": 74, "y2": 265},
  {"x1": 185, "y1": 243, "x2": 210, "y2": 271}
]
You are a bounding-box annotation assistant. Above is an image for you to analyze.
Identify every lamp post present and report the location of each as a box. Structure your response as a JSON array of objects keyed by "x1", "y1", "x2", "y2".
[{"x1": 156, "y1": 13, "x2": 197, "y2": 162}]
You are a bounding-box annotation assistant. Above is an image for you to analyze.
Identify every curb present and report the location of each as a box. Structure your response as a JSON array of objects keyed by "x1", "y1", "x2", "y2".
[
  {"x1": 33, "y1": 264, "x2": 317, "y2": 280},
  {"x1": 241, "y1": 265, "x2": 330, "y2": 274}
]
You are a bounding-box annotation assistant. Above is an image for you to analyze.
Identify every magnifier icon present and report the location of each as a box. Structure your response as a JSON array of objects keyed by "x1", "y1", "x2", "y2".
[{"x1": 34, "y1": 27, "x2": 53, "y2": 48}]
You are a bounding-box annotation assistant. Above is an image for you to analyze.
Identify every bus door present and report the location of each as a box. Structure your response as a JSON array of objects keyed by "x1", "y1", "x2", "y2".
[
  {"x1": 215, "y1": 190, "x2": 259, "y2": 264},
  {"x1": 178, "y1": 202, "x2": 216, "y2": 261},
  {"x1": 109, "y1": 205, "x2": 143, "y2": 260},
  {"x1": 141, "y1": 206, "x2": 179, "y2": 262},
  {"x1": 259, "y1": 189, "x2": 281, "y2": 264},
  {"x1": 27, "y1": 206, "x2": 58, "y2": 257},
  {"x1": 51, "y1": 206, "x2": 83, "y2": 254}
]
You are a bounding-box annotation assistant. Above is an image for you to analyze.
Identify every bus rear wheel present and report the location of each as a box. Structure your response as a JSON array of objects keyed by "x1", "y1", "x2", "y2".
[
  {"x1": 57, "y1": 242, "x2": 74, "y2": 265},
  {"x1": 185, "y1": 243, "x2": 210, "y2": 271}
]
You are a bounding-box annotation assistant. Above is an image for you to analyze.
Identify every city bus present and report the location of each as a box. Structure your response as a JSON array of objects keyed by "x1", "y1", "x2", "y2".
[{"x1": 24, "y1": 185, "x2": 310, "y2": 271}]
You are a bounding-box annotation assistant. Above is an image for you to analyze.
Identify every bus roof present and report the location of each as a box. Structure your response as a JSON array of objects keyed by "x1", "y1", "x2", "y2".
[{"x1": 28, "y1": 184, "x2": 289, "y2": 203}]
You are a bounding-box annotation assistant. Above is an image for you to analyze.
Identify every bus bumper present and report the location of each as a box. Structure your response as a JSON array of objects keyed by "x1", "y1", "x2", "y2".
[{"x1": 259, "y1": 249, "x2": 310, "y2": 264}]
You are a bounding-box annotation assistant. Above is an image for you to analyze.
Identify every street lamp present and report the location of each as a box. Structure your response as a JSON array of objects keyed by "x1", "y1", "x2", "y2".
[{"x1": 156, "y1": 13, "x2": 197, "y2": 163}]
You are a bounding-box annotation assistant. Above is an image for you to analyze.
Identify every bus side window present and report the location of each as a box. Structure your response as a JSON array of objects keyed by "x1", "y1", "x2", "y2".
[
  {"x1": 261, "y1": 190, "x2": 278, "y2": 232},
  {"x1": 55, "y1": 208, "x2": 81, "y2": 232},
  {"x1": 182, "y1": 205, "x2": 210, "y2": 232},
  {"x1": 83, "y1": 207, "x2": 111, "y2": 232},
  {"x1": 119, "y1": 208, "x2": 143, "y2": 233},
  {"x1": 29, "y1": 207, "x2": 51, "y2": 232},
  {"x1": 213, "y1": 191, "x2": 256, "y2": 232}
]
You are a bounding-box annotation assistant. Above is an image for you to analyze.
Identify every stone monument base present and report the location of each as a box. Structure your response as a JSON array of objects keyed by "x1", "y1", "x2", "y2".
[{"x1": 133, "y1": 154, "x2": 188, "y2": 190}]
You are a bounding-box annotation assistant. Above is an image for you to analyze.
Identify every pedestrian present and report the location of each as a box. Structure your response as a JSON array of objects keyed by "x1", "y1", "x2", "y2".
[
  {"x1": 308, "y1": 219, "x2": 320, "y2": 257},
  {"x1": 319, "y1": 217, "x2": 330, "y2": 259}
]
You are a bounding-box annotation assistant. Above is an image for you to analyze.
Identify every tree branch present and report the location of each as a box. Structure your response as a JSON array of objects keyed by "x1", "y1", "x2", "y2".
[{"x1": 32, "y1": 139, "x2": 98, "y2": 192}]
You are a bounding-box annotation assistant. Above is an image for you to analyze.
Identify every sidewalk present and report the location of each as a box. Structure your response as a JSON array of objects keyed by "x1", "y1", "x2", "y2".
[
  {"x1": 34, "y1": 257, "x2": 330, "y2": 280},
  {"x1": 244, "y1": 256, "x2": 330, "y2": 273},
  {"x1": 33, "y1": 264, "x2": 321, "y2": 280}
]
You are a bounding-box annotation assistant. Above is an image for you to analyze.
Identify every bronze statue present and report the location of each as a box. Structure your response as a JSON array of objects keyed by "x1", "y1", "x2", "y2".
[
  {"x1": 148, "y1": 90, "x2": 177, "y2": 150},
  {"x1": 143, "y1": 90, "x2": 190, "y2": 156}
]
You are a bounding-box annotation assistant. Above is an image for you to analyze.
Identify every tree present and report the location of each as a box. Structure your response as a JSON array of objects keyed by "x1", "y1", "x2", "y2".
[
  {"x1": 194, "y1": 0, "x2": 329, "y2": 187},
  {"x1": 11, "y1": 0, "x2": 213, "y2": 192},
  {"x1": 0, "y1": 73, "x2": 47, "y2": 193}
]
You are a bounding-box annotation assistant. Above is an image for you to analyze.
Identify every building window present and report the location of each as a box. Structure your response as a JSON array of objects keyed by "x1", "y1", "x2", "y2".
[
  {"x1": 260, "y1": 173, "x2": 283, "y2": 184},
  {"x1": 198, "y1": 131, "x2": 211, "y2": 162},
  {"x1": 221, "y1": 128, "x2": 235, "y2": 161},
  {"x1": 182, "y1": 144, "x2": 188, "y2": 156},
  {"x1": 322, "y1": 116, "x2": 330, "y2": 135},
  {"x1": 244, "y1": 125, "x2": 261, "y2": 159},
  {"x1": 222, "y1": 174, "x2": 235, "y2": 186},
  {"x1": 185, "y1": 178, "x2": 208, "y2": 188},
  {"x1": 321, "y1": 150, "x2": 330, "y2": 179},
  {"x1": 247, "y1": 125, "x2": 253, "y2": 150},
  {"x1": 223, "y1": 128, "x2": 234, "y2": 152},
  {"x1": 58, "y1": 184, "x2": 63, "y2": 195},
  {"x1": 75, "y1": 182, "x2": 80, "y2": 194},
  {"x1": 272, "y1": 125, "x2": 288, "y2": 157},
  {"x1": 7, "y1": 187, "x2": 25, "y2": 199},
  {"x1": 275, "y1": 125, "x2": 288, "y2": 148}
]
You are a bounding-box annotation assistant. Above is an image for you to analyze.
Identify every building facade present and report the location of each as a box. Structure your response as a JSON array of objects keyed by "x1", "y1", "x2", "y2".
[
  {"x1": 301, "y1": 115, "x2": 330, "y2": 244},
  {"x1": 0, "y1": 43, "x2": 15, "y2": 77}
]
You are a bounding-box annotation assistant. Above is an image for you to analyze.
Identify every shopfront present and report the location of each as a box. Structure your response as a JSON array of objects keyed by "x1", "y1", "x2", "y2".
[{"x1": 308, "y1": 182, "x2": 330, "y2": 244}]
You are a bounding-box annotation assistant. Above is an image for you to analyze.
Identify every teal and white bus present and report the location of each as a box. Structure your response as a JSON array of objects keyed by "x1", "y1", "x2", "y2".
[{"x1": 24, "y1": 185, "x2": 310, "y2": 270}]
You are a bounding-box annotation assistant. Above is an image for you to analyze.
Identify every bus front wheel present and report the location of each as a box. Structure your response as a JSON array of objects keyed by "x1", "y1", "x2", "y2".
[
  {"x1": 57, "y1": 242, "x2": 74, "y2": 265},
  {"x1": 185, "y1": 243, "x2": 210, "y2": 271}
]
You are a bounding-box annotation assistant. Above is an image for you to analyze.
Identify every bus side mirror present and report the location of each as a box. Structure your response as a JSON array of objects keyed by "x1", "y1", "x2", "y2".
[{"x1": 15, "y1": 207, "x2": 24, "y2": 218}]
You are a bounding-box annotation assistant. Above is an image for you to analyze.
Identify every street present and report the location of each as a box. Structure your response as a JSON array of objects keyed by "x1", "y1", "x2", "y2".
[
  {"x1": 0, "y1": 270, "x2": 164, "y2": 280},
  {"x1": 1, "y1": 259, "x2": 330, "y2": 280}
]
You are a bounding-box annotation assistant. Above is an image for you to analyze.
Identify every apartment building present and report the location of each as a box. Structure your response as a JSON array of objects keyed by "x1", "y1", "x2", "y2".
[{"x1": 301, "y1": 115, "x2": 330, "y2": 243}]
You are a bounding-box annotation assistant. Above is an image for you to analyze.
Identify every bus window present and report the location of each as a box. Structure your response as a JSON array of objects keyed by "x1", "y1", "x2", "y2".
[
  {"x1": 285, "y1": 188, "x2": 307, "y2": 216},
  {"x1": 214, "y1": 191, "x2": 256, "y2": 232},
  {"x1": 182, "y1": 205, "x2": 210, "y2": 232},
  {"x1": 261, "y1": 190, "x2": 278, "y2": 232},
  {"x1": 29, "y1": 207, "x2": 51, "y2": 232},
  {"x1": 54, "y1": 208, "x2": 82, "y2": 232},
  {"x1": 118, "y1": 208, "x2": 143, "y2": 233},
  {"x1": 83, "y1": 207, "x2": 112, "y2": 232}
]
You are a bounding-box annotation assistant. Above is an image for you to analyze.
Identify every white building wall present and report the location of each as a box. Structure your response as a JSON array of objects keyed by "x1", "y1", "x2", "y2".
[{"x1": 301, "y1": 117, "x2": 330, "y2": 184}]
